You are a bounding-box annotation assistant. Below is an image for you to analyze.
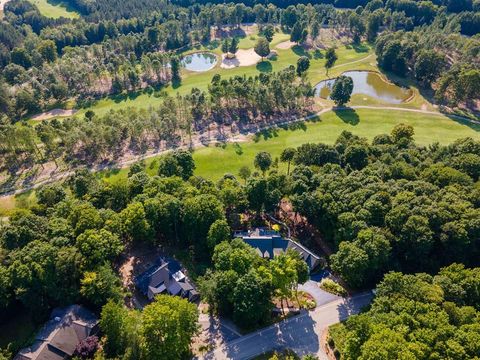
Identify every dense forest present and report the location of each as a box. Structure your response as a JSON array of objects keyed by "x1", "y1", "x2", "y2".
[
  {"x1": 329, "y1": 265, "x2": 480, "y2": 359},
  {"x1": 1, "y1": 125, "x2": 479, "y2": 351},
  {"x1": 0, "y1": 0, "x2": 478, "y2": 119}
]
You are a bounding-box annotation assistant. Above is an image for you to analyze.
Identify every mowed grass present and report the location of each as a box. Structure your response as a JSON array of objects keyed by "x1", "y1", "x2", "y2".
[
  {"x1": 77, "y1": 33, "x2": 375, "y2": 117},
  {"x1": 2, "y1": 108, "x2": 479, "y2": 212},
  {"x1": 99, "y1": 108, "x2": 480, "y2": 184},
  {"x1": 28, "y1": 0, "x2": 80, "y2": 18},
  {"x1": 191, "y1": 108, "x2": 480, "y2": 180}
]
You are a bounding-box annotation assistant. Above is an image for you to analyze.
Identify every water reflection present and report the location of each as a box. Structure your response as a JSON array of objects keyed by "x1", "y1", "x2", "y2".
[{"x1": 314, "y1": 71, "x2": 411, "y2": 103}]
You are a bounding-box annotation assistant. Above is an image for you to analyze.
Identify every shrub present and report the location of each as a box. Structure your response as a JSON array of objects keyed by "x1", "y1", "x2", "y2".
[{"x1": 319, "y1": 278, "x2": 347, "y2": 296}]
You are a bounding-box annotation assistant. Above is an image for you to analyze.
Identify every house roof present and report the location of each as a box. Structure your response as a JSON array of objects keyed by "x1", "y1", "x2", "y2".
[
  {"x1": 136, "y1": 257, "x2": 197, "y2": 301},
  {"x1": 15, "y1": 305, "x2": 98, "y2": 360},
  {"x1": 238, "y1": 228, "x2": 321, "y2": 271}
]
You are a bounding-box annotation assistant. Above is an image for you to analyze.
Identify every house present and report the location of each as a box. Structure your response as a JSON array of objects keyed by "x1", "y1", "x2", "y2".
[
  {"x1": 135, "y1": 258, "x2": 199, "y2": 302},
  {"x1": 15, "y1": 305, "x2": 98, "y2": 360},
  {"x1": 234, "y1": 228, "x2": 321, "y2": 271}
]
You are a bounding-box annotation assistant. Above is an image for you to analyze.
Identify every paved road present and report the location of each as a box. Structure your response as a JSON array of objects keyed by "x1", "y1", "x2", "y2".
[
  {"x1": 299, "y1": 281, "x2": 340, "y2": 307},
  {"x1": 199, "y1": 292, "x2": 373, "y2": 360}
]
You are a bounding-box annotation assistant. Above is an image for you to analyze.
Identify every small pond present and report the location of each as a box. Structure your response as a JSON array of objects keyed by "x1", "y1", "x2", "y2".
[
  {"x1": 181, "y1": 52, "x2": 217, "y2": 72},
  {"x1": 314, "y1": 71, "x2": 412, "y2": 104}
]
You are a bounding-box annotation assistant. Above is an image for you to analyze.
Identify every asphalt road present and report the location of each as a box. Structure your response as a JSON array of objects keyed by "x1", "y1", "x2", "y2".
[{"x1": 199, "y1": 291, "x2": 374, "y2": 360}]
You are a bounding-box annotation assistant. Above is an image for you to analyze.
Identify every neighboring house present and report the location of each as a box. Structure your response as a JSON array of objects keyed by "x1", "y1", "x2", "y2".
[
  {"x1": 234, "y1": 228, "x2": 321, "y2": 271},
  {"x1": 15, "y1": 305, "x2": 98, "y2": 360},
  {"x1": 135, "y1": 257, "x2": 199, "y2": 302}
]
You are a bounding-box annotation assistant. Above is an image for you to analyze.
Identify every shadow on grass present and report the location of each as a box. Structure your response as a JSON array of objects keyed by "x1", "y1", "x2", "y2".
[
  {"x1": 352, "y1": 43, "x2": 370, "y2": 53},
  {"x1": 47, "y1": 0, "x2": 81, "y2": 14},
  {"x1": 313, "y1": 49, "x2": 323, "y2": 59},
  {"x1": 256, "y1": 61, "x2": 272, "y2": 73},
  {"x1": 101, "y1": 167, "x2": 121, "y2": 179},
  {"x1": 292, "y1": 45, "x2": 311, "y2": 58},
  {"x1": 333, "y1": 107, "x2": 360, "y2": 125},
  {"x1": 254, "y1": 127, "x2": 279, "y2": 142}
]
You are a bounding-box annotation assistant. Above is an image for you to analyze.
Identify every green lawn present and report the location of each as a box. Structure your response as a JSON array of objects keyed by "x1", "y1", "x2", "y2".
[
  {"x1": 100, "y1": 108, "x2": 480, "y2": 184},
  {"x1": 2, "y1": 108, "x2": 479, "y2": 212},
  {"x1": 77, "y1": 34, "x2": 375, "y2": 118},
  {"x1": 191, "y1": 108, "x2": 480, "y2": 180},
  {"x1": 28, "y1": 0, "x2": 80, "y2": 18}
]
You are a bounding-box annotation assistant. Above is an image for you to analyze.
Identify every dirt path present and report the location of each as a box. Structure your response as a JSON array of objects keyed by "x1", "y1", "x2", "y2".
[
  {"x1": 0, "y1": 106, "x2": 477, "y2": 201},
  {"x1": 30, "y1": 109, "x2": 78, "y2": 121},
  {"x1": 331, "y1": 53, "x2": 375, "y2": 70}
]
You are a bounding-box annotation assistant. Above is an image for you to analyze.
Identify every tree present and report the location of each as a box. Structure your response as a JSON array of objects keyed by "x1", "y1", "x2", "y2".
[
  {"x1": 37, "y1": 40, "x2": 57, "y2": 63},
  {"x1": 80, "y1": 265, "x2": 123, "y2": 309},
  {"x1": 221, "y1": 39, "x2": 231, "y2": 55},
  {"x1": 254, "y1": 151, "x2": 272, "y2": 176},
  {"x1": 280, "y1": 148, "x2": 296, "y2": 175},
  {"x1": 170, "y1": 56, "x2": 181, "y2": 84},
  {"x1": 120, "y1": 202, "x2": 152, "y2": 243},
  {"x1": 325, "y1": 48, "x2": 338, "y2": 76},
  {"x1": 343, "y1": 144, "x2": 369, "y2": 170},
  {"x1": 331, "y1": 241, "x2": 369, "y2": 288},
  {"x1": 296, "y1": 56, "x2": 310, "y2": 77},
  {"x1": 229, "y1": 37, "x2": 239, "y2": 55},
  {"x1": 254, "y1": 37, "x2": 270, "y2": 61},
  {"x1": 391, "y1": 123, "x2": 414, "y2": 143},
  {"x1": 100, "y1": 301, "x2": 139, "y2": 358},
  {"x1": 233, "y1": 269, "x2": 273, "y2": 327},
  {"x1": 414, "y1": 50, "x2": 445, "y2": 87},
  {"x1": 238, "y1": 166, "x2": 251, "y2": 183},
  {"x1": 141, "y1": 295, "x2": 199, "y2": 360},
  {"x1": 330, "y1": 76, "x2": 354, "y2": 106},
  {"x1": 158, "y1": 150, "x2": 195, "y2": 180},
  {"x1": 263, "y1": 25, "x2": 275, "y2": 43},
  {"x1": 207, "y1": 219, "x2": 231, "y2": 249},
  {"x1": 37, "y1": 184, "x2": 66, "y2": 208},
  {"x1": 74, "y1": 336, "x2": 99, "y2": 359},
  {"x1": 290, "y1": 21, "x2": 307, "y2": 44},
  {"x1": 76, "y1": 229, "x2": 124, "y2": 269}
]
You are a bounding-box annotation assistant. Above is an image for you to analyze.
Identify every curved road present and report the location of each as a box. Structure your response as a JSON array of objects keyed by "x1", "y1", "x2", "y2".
[{"x1": 199, "y1": 291, "x2": 374, "y2": 360}]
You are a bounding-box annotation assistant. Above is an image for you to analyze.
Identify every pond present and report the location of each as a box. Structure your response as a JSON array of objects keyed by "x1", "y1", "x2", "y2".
[
  {"x1": 314, "y1": 71, "x2": 412, "y2": 104},
  {"x1": 181, "y1": 52, "x2": 217, "y2": 72}
]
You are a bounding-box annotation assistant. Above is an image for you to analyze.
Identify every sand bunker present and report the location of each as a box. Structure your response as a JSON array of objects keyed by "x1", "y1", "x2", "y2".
[
  {"x1": 0, "y1": 0, "x2": 11, "y2": 10},
  {"x1": 30, "y1": 109, "x2": 77, "y2": 121},
  {"x1": 221, "y1": 48, "x2": 276, "y2": 69},
  {"x1": 276, "y1": 41, "x2": 296, "y2": 50}
]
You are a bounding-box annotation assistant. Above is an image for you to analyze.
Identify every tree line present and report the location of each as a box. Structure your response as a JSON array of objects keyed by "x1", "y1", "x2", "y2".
[
  {"x1": 329, "y1": 265, "x2": 480, "y2": 359},
  {"x1": 0, "y1": 68, "x2": 314, "y2": 176}
]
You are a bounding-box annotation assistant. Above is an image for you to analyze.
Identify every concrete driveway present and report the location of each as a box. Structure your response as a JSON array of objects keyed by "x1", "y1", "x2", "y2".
[
  {"x1": 198, "y1": 292, "x2": 374, "y2": 360},
  {"x1": 299, "y1": 280, "x2": 341, "y2": 307}
]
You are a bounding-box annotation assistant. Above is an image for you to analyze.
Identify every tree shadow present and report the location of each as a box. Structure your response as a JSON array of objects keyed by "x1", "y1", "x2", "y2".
[
  {"x1": 223, "y1": 312, "x2": 319, "y2": 360},
  {"x1": 256, "y1": 61, "x2": 272, "y2": 73},
  {"x1": 313, "y1": 49, "x2": 323, "y2": 59},
  {"x1": 333, "y1": 108, "x2": 360, "y2": 125},
  {"x1": 352, "y1": 43, "x2": 370, "y2": 53},
  {"x1": 292, "y1": 45, "x2": 311, "y2": 59},
  {"x1": 172, "y1": 78, "x2": 182, "y2": 89}
]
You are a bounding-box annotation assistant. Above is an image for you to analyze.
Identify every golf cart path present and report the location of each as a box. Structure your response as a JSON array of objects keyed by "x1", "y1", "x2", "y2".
[
  {"x1": 0, "y1": 106, "x2": 477, "y2": 199},
  {"x1": 198, "y1": 291, "x2": 374, "y2": 360}
]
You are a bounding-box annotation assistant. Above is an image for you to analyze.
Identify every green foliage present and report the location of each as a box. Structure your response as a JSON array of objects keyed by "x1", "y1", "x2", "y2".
[
  {"x1": 254, "y1": 151, "x2": 273, "y2": 175},
  {"x1": 324, "y1": 48, "x2": 337, "y2": 75},
  {"x1": 330, "y1": 75, "x2": 354, "y2": 106},
  {"x1": 207, "y1": 219, "x2": 231, "y2": 249},
  {"x1": 76, "y1": 229, "x2": 124, "y2": 269},
  {"x1": 80, "y1": 264, "x2": 124, "y2": 309},
  {"x1": 100, "y1": 296, "x2": 198, "y2": 360},
  {"x1": 254, "y1": 37, "x2": 271, "y2": 59},
  {"x1": 158, "y1": 150, "x2": 195, "y2": 180},
  {"x1": 296, "y1": 56, "x2": 310, "y2": 76},
  {"x1": 334, "y1": 268, "x2": 480, "y2": 360}
]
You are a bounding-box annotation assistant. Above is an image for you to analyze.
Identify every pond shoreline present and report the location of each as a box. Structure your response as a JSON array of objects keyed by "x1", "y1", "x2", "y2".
[{"x1": 314, "y1": 70, "x2": 413, "y2": 104}]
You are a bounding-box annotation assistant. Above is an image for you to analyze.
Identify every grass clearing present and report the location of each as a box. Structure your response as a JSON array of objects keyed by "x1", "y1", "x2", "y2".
[
  {"x1": 28, "y1": 0, "x2": 80, "y2": 18},
  {"x1": 99, "y1": 108, "x2": 480, "y2": 185},
  {"x1": 77, "y1": 33, "x2": 375, "y2": 117}
]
